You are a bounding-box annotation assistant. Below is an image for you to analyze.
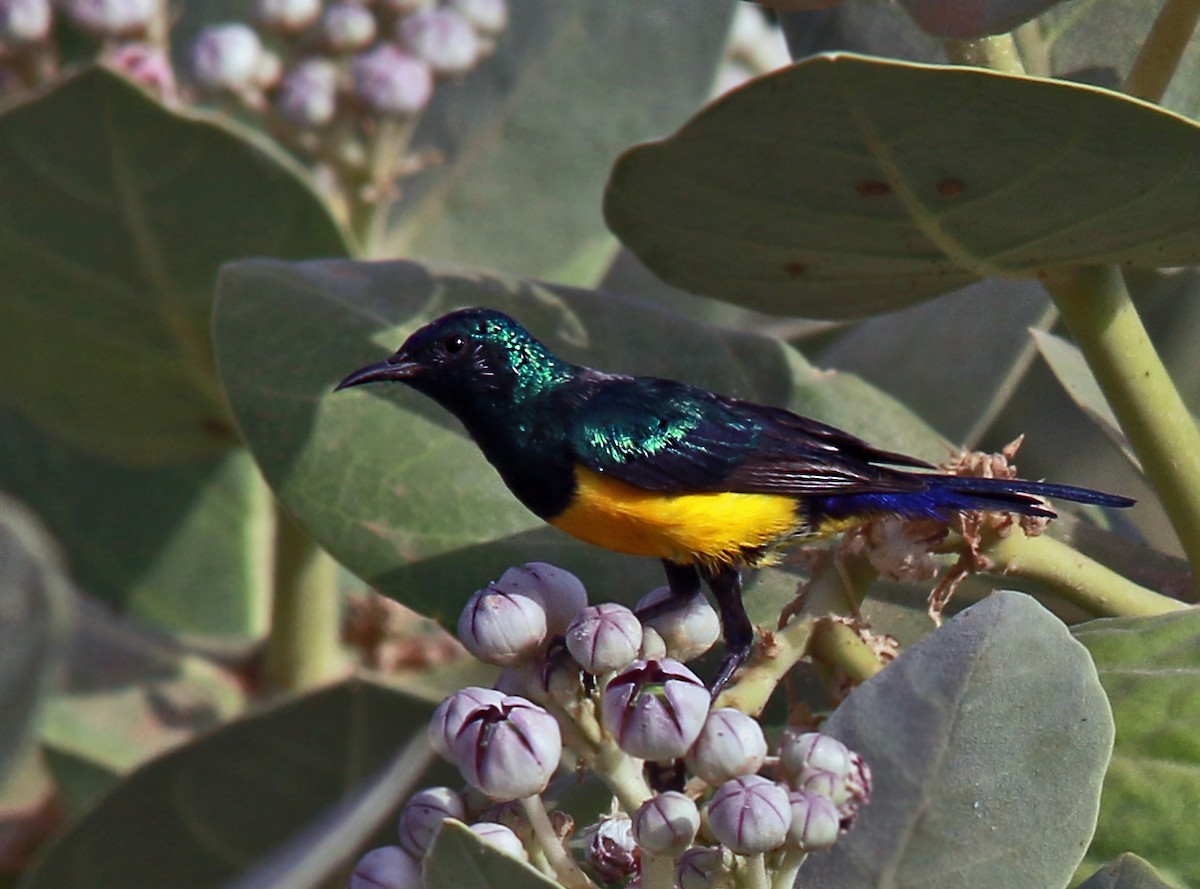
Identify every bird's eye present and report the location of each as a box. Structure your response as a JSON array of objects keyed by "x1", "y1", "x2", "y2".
[{"x1": 443, "y1": 335, "x2": 466, "y2": 355}]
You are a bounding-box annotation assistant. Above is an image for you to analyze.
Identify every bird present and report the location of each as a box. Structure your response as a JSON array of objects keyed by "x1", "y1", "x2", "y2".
[{"x1": 335, "y1": 307, "x2": 1135, "y2": 694}]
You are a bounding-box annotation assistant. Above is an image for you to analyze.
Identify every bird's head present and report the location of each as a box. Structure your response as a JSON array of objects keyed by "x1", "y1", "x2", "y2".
[{"x1": 335, "y1": 307, "x2": 573, "y2": 412}]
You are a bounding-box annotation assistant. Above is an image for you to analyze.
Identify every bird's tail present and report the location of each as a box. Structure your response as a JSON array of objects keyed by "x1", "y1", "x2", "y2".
[{"x1": 814, "y1": 475, "x2": 1134, "y2": 526}]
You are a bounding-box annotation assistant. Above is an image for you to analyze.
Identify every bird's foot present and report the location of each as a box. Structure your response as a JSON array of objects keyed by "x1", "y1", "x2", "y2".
[{"x1": 709, "y1": 642, "x2": 752, "y2": 699}]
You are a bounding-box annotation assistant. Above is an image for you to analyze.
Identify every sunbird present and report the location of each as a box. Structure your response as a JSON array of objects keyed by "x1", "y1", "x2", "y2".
[{"x1": 336, "y1": 308, "x2": 1135, "y2": 692}]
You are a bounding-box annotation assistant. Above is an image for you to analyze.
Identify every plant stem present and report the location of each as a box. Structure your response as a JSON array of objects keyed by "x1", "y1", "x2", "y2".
[
  {"x1": 737, "y1": 853, "x2": 770, "y2": 889},
  {"x1": 1012, "y1": 21, "x2": 1051, "y2": 77},
  {"x1": 1042, "y1": 264, "x2": 1200, "y2": 593},
  {"x1": 716, "y1": 615, "x2": 816, "y2": 717},
  {"x1": 976, "y1": 526, "x2": 1187, "y2": 617},
  {"x1": 520, "y1": 795, "x2": 598, "y2": 889},
  {"x1": 589, "y1": 740, "x2": 653, "y2": 814},
  {"x1": 943, "y1": 34, "x2": 1027, "y2": 75},
  {"x1": 1125, "y1": 0, "x2": 1200, "y2": 103},
  {"x1": 770, "y1": 850, "x2": 808, "y2": 889},
  {"x1": 265, "y1": 505, "x2": 346, "y2": 690},
  {"x1": 809, "y1": 619, "x2": 885, "y2": 683}
]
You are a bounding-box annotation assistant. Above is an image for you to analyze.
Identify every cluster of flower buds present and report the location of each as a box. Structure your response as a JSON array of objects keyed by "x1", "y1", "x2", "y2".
[{"x1": 352, "y1": 562, "x2": 873, "y2": 889}]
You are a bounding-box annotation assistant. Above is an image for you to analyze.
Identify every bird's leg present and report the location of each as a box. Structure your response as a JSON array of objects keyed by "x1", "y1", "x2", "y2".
[
  {"x1": 701, "y1": 563, "x2": 754, "y2": 699},
  {"x1": 634, "y1": 560, "x2": 702, "y2": 623}
]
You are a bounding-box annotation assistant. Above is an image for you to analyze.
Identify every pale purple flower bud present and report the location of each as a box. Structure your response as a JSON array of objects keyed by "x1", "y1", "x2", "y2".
[
  {"x1": 632, "y1": 791, "x2": 699, "y2": 854},
  {"x1": 428, "y1": 686, "x2": 506, "y2": 760},
  {"x1": 686, "y1": 707, "x2": 767, "y2": 785},
  {"x1": 677, "y1": 845, "x2": 734, "y2": 889},
  {"x1": 566, "y1": 603, "x2": 642, "y2": 674},
  {"x1": 492, "y1": 562, "x2": 587, "y2": 635},
  {"x1": 321, "y1": 1, "x2": 376, "y2": 51},
  {"x1": 469, "y1": 822, "x2": 528, "y2": 860},
  {"x1": 352, "y1": 44, "x2": 432, "y2": 114},
  {"x1": 705, "y1": 776, "x2": 791, "y2": 854},
  {"x1": 451, "y1": 695, "x2": 562, "y2": 801},
  {"x1": 254, "y1": 0, "x2": 320, "y2": 33},
  {"x1": 103, "y1": 42, "x2": 176, "y2": 97},
  {"x1": 192, "y1": 23, "x2": 263, "y2": 92},
  {"x1": 638, "y1": 625, "x2": 667, "y2": 660},
  {"x1": 786, "y1": 790, "x2": 841, "y2": 851},
  {"x1": 601, "y1": 659, "x2": 709, "y2": 761},
  {"x1": 276, "y1": 58, "x2": 339, "y2": 126},
  {"x1": 636, "y1": 586, "x2": 720, "y2": 663},
  {"x1": 350, "y1": 845, "x2": 422, "y2": 889},
  {"x1": 253, "y1": 48, "x2": 283, "y2": 90},
  {"x1": 65, "y1": 0, "x2": 154, "y2": 36},
  {"x1": 448, "y1": 0, "x2": 506, "y2": 34},
  {"x1": 397, "y1": 7, "x2": 480, "y2": 74},
  {"x1": 779, "y1": 731, "x2": 871, "y2": 820},
  {"x1": 457, "y1": 585, "x2": 547, "y2": 666},
  {"x1": 397, "y1": 786, "x2": 465, "y2": 857},
  {"x1": 0, "y1": 0, "x2": 52, "y2": 43},
  {"x1": 583, "y1": 815, "x2": 637, "y2": 882}
]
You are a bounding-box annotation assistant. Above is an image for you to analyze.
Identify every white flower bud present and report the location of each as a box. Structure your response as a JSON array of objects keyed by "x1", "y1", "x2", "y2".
[
  {"x1": 276, "y1": 58, "x2": 339, "y2": 126},
  {"x1": 492, "y1": 562, "x2": 587, "y2": 635},
  {"x1": 565, "y1": 603, "x2": 642, "y2": 674},
  {"x1": 469, "y1": 821, "x2": 528, "y2": 860},
  {"x1": 428, "y1": 686, "x2": 506, "y2": 760},
  {"x1": 677, "y1": 845, "x2": 734, "y2": 889},
  {"x1": 448, "y1": 0, "x2": 506, "y2": 34},
  {"x1": 636, "y1": 586, "x2": 720, "y2": 662},
  {"x1": 686, "y1": 707, "x2": 767, "y2": 785},
  {"x1": 350, "y1": 845, "x2": 422, "y2": 889},
  {"x1": 397, "y1": 786, "x2": 464, "y2": 856},
  {"x1": 0, "y1": 0, "x2": 52, "y2": 43},
  {"x1": 321, "y1": 1, "x2": 376, "y2": 51},
  {"x1": 451, "y1": 695, "x2": 562, "y2": 801},
  {"x1": 192, "y1": 23, "x2": 263, "y2": 92},
  {"x1": 601, "y1": 659, "x2": 709, "y2": 761},
  {"x1": 351, "y1": 44, "x2": 432, "y2": 114},
  {"x1": 397, "y1": 7, "x2": 480, "y2": 74},
  {"x1": 705, "y1": 775, "x2": 791, "y2": 854},
  {"x1": 254, "y1": 0, "x2": 320, "y2": 33},
  {"x1": 638, "y1": 625, "x2": 667, "y2": 660},
  {"x1": 786, "y1": 790, "x2": 841, "y2": 851},
  {"x1": 65, "y1": 0, "x2": 155, "y2": 36},
  {"x1": 457, "y1": 585, "x2": 547, "y2": 666},
  {"x1": 632, "y1": 791, "x2": 699, "y2": 854}
]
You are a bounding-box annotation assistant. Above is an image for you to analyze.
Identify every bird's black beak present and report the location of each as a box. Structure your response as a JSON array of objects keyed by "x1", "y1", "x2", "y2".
[{"x1": 334, "y1": 355, "x2": 422, "y2": 392}]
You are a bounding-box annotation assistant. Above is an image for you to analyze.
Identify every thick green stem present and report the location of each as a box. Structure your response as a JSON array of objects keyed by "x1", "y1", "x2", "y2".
[
  {"x1": 265, "y1": 506, "x2": 346, "y2": 690},
  {"x1": 520, "y1": 795, "x2": 598, "y2": 889},
  {"x1": 1125, "y1": 0, "x2": 1200, "y2": 103},
  {"x1": 943, "y1": 34, "x2": 1027, "y2": 75},
  {"x1": 1012, "y1": 21, "x2": 1051, "y2": 77},
  {"x1": 979, "y1": 526, "x2": 1187, "y2": 617},
  {"x1": 1043, "y1": 265, "x2": 1200, "y2": 592},
  {"x1": 716, "y1": 616, "x2": 815, "y2": 717},
  {"x1": 737, "y1": 854, "x2": 770, "y2": 889},
  {"x1": 770, "y1": 850, "x2": 808, "y2": 889},
  {"x1": 590, "y1": 741, "x2": 653, "y2": 814},
  {"x1": 809, "y1": 620, "x2": 885, "y2": 684}
]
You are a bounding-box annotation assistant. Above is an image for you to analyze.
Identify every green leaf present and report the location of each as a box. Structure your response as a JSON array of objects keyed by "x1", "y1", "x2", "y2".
[
  {"x1": 0, "y1": 496, "x2": 73, "y2": 783},
  {"x1": 800, "y1": 591, "x2": 1114, "y2": 889},
  {"x1": 213, "y1": 258, "x2": 943, "y2": 620},
  {"x1": 384, "y1": 1, "x2": 733, "y2": 285},
  {"x1": 0, "y1": 407, "x2": 273, "y2": 639},
  {"x1": 0, "y1": 67, "x2": 350, "y2": 467},
  {"x1": 24, "y1": 680, "x2": 435, "y2": 889},
  {"x1": 605, "y1": 54, "x2": 1200, "y2": 319},
  {"x1": 1077, "y1": 853, "x2": 1179, "y2": 889},
  {"x1": 1073, "y1": 610, "x2": 1200, "y2": 889},
  {"x1": 1031, "y1": 329, "x2": 1140, "y2": 469},
  {"x1": 424, "y1": 820, "x2": 561, "y2": 889}
]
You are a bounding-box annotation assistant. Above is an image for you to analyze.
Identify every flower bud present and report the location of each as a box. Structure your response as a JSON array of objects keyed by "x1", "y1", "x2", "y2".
[
  {"x1": 457, "y1": 584, "x2": 547, "y2": 666},
  {"x1": 397, "y1": 7, "x2": 480, "y2": 74},
  {"x1": 103, "y1": 42, "x2": 176, "y2": 97},
  {"x1": 253, "y1": 48, "x2": 283, "y2": 90},
  {"x1": 492, "y1": 562, "x2": 587, "y2": 635},
  {"x1": 778, "y1": 731, "x2": 850, "y2": 784},
  {"x1": 636, "y1": 586, "x2": 720, "y2": 663},
  {"x1": 632, "y1": 791, "x2": 699, "y2": 854},
  {"x1": 779, "y1": 731, "x2": 872, "y2": 819},
  {"x1": 254, "y1": 0, "x2": 320, "y2": 33},
  {"x1": 352, "y1": 44, "x2": 432, "y2": 114},
  {"x1": 638, "y1": 625, "x2": 667, "y2": 660},
  {"x1": 350, "y1": 845, "x2": 422, "y2": 889},
  {"x1": 191, "y1": 23, "x2": 263, "y2": 92},
  {"x1": 448, "y1": 0, "x2": 506, "y2": 34},
  {"x1": 0, "y1": 0, "x2": 52, "y2": 43},
  {"x1": 451, "y1": 695, "x2": 562, "y2": 801},
  {"x1": 583, "y1": 815, "x2": 637, "y2": 882},
  {"x1": 601, "y1": 659, "x2": 709, "y2": 761},
  {"x1": 686, "y1": 707, "x2": 767, "y2": 785},
  {"x1": 321, "y1": 1, "x2": 376, "y2": 51},
  {"x1": 64, "y1": 0, "x2": 155, "y2": 36},
  {"x1": 705, "y1": 775, "x2": 791, "y2": 854},
  {"x1": 428, "y1": 686, "x2": 506, "y2": 760},
  {"x1": 397, "y1": 786, "x2": 465, "y2": 857},
  {"x1": 276, "y1": 58, "x2": 339, "y2": 126},
  {"x1": 798, "y1": 765, "x2": 872, "y2": 825},
  {"x1": 565, "y1": 603, "x2": 642, "y2": 674},
  {"x1": 677, "y1": 845, "x2": 734, "y2": 889},
  {"x1": 469, "y1": 821, "x2": 528, "y2": 860},
  {"x1": 786, "y1": 790, "x2": 841, "y2": 851}
]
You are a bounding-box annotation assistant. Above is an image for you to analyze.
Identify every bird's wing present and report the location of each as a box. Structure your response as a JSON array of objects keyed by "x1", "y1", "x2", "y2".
[{"x1": 564, "y1": 377, "x2": 932, "y2": 496}]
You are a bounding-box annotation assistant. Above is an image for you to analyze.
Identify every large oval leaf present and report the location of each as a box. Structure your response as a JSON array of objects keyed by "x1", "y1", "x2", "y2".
[
  {"x1": 0, "y1": 67, "x2": 350, "y2": 466},
  {"x1": 213, "y1": 258, "x2": 942, "y2": 620},
  {"x1": 23, "y1": 680, "x2": 436, "y2": 889},
  {"x1": 604, "y1": 54, "x2": 1200, "y2": 318},
  {"x1": 800, "y1": 591, "x2": 1114, "y2": 889},
  {"x1": 1073, "y1": 610, "x2": 1200, "y2": 888}
]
